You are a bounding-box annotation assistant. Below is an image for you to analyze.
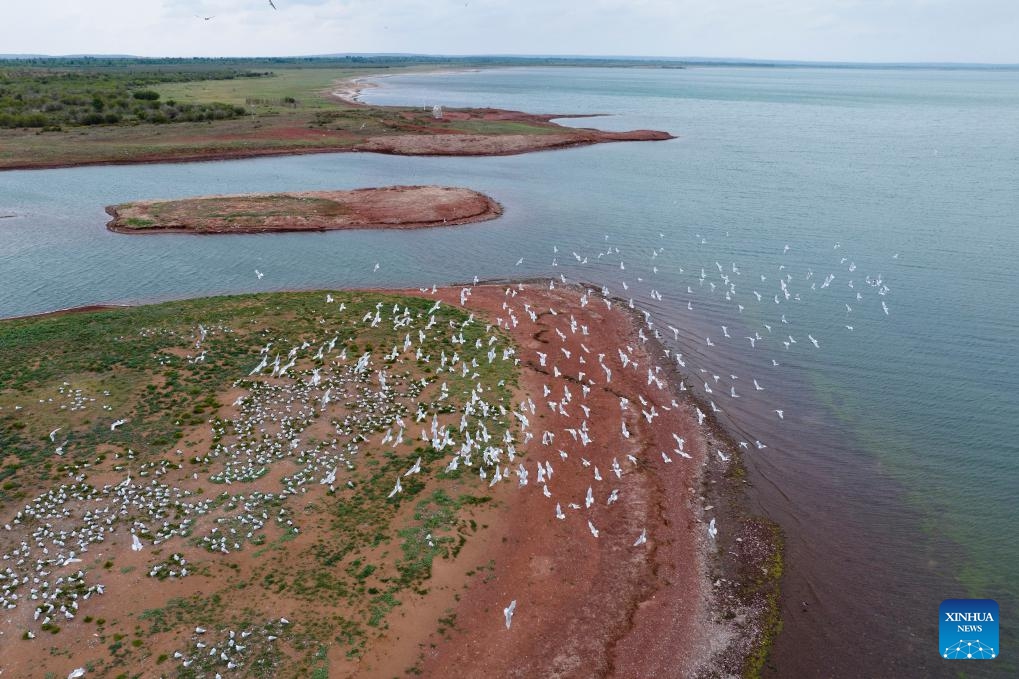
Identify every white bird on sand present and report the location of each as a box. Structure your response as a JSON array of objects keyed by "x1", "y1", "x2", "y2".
[
  {"x1": 49, "y1": 427, "x2": 62, "y2": 441},
  {"x1": 633, "y1": 528, "x2": 647, "y2": 546},
  {"x1": 753, "y1": 379, "x2": 764, "y2": 391},
  {"x1": 111, "y1": 419, "x2": 127, "y2": 431},
  {"x1": 504, "y1": 600, "x2": 516, "y2": 629},
  {"x1": 588, "y1": 520, "x2": 600, "y2": 538},
  {"x1": 131, "y1": 534, "x2": 143, "y2": 552},
  {"x1": 775, "y1": 409, "x2": 784, "y2": 419},
  {"x1": 707, "y1": 518, "x2": 718, "y2": 540},
  {"x1": 68, "y1": 670, "x2": 87, "y2": 679}
]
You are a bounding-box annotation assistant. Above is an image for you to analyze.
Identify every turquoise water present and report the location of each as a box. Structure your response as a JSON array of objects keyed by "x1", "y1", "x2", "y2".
[{"x1": 2, "y1": 66, "x2": 1018, "y2": 676}]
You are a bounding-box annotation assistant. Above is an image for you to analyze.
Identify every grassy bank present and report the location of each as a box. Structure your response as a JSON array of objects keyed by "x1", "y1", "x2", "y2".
[{"x1": 0, "y1": 291, "x2": 519, "y2": 677}]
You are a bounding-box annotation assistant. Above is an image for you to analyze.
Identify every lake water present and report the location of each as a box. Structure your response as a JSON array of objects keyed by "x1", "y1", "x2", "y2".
[{"x1": 2, "y1": 65, "x2": 1017, "y2": 677}]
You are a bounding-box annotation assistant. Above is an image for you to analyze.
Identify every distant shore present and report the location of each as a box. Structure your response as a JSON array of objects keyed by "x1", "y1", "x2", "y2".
[
  {"x1": 0, "y1": 67, "x2": 673, "y2": 171},
  {"x1": 328, "y1": 69, "x2": 483, "y2": 106},
  {"x1": 105, "y1": 185, "x2": 502, "y2": 235}
]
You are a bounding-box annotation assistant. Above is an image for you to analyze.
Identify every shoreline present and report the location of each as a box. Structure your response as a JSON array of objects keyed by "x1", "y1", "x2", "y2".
[
  {"x1": 0, "y1": 68, "x2": 673, "y2": 172},
  {"x1": 0, "y1": 282, "x2": 780, "y2": 676},
  {"x1": 104, "y1": 185, "x2": 503, "y2": 235},
  {"x1": 328, "y1": 68, "x2": 484, "y2": 106},
  {"x1": 1, "y1": 303, "x2": 131, "y2": 322}
]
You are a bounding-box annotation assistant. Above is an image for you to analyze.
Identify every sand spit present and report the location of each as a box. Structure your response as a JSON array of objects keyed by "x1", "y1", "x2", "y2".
[
  {"x1": 355, "y1": 127, "x2": 672, "y2": 157},
  {"x1": 105, "y1": 186, "x2": 503, "y2": 235},
  {"x1": 328, "y1": 76, "x2": 674, "y2": 157}
]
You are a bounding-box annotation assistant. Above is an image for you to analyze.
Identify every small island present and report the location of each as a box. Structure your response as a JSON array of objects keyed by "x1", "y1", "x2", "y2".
[{"x1": 106, "y1": 185, "x2": 503, "y2": 234}]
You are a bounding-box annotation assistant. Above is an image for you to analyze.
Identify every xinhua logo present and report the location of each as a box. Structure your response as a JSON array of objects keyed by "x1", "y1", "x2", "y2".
[{"x1": 940, "y1": 599, "x2": 999, "y2": 660}]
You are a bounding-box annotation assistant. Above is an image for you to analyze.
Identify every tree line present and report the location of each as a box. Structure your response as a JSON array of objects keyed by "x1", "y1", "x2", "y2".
[{"x1": 0, "y1": 69, "x2": 261, "y2": 129}]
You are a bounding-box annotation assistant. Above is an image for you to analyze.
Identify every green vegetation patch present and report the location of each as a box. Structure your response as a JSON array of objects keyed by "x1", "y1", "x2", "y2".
[
  {"x1": 0, "y1": 68, "x2": 257, "y2": 129},
  {"x1": 0, "y1": 290, "x2": 518, "y2": 676}
]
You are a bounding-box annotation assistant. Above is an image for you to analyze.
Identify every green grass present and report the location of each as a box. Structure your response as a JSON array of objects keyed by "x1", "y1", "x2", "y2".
[
  {"x1": 154, "y1": 67, "x2": 368, "y2": 111},
  {"x1": 0, "y1": 68, "x2": 255, "y2": 128},
  {"x1": 0, "y1": 290, "x2": 519, "y2": 677},
  {"x1": 444, "y1": 119, "x2": 563, "y2": 135},
  {"x1": 149, "y1": 195, "x2": 350, "y2": 220}
]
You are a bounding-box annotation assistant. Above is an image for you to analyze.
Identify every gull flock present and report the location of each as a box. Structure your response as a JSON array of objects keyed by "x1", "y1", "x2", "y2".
[
  {"x1": 1, "y1": 227, "x2": 895, "y2": 676},
  {"x1": 2, "y1": 281, "x2": 715, "y2": 675}
]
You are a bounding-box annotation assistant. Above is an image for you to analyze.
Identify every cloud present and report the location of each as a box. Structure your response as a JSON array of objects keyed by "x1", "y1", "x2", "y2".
[{"x1": 1, "y1": 0, "x2": 1016, "y2": 63}]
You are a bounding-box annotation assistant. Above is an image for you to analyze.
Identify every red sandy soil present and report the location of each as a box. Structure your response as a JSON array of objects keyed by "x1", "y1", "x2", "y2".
[
  {"x1": 105, "y1": 186, "x2": 502, "y2": 234},
  {"x1": 354, "y1": 128, "x2": 671, "y2": 157},
  {"x1": 350, "y1": 283, "x2": 721, "y2": 678},
  {"x1": 0, "y1": 284, "x2": 726, "y2": 678}
]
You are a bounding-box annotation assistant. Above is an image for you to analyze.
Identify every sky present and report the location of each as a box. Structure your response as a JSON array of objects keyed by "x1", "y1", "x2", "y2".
[{"x1": 2, "y1": 0, "x2": 1018, "y2": 64}]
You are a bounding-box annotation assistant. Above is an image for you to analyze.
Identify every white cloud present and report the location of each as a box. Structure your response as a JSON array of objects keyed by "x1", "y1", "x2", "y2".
[{"x1": 0, "y1": 0, "x2": 1016, "y2": 63}]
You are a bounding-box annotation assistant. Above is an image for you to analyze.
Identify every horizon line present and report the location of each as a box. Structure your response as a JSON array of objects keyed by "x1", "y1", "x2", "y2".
[{"x1": 1, "y1": 52, "x2": 1018, "y2": 69}]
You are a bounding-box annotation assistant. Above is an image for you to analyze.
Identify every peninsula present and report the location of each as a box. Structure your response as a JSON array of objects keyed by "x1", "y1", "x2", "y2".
[{"x1": 0, "y1": 58, "x2": 675, "y2": 171}]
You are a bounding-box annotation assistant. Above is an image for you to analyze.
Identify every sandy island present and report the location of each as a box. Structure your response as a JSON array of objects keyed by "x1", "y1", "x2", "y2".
[{"x1": 105, "y1": 185, "x2": 503, "y2": 234}]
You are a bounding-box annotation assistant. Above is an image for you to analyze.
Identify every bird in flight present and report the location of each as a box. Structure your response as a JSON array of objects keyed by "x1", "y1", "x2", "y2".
[{"x1": 269, "y1": 0, "x2": 278, "y2": 9}]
